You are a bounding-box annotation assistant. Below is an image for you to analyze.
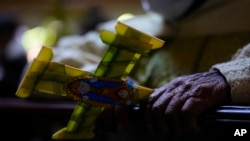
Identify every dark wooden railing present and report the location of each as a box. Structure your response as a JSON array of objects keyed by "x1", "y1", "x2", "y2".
[{"x1": 0, "y1": 97, "x2": 249, "y2": 141}]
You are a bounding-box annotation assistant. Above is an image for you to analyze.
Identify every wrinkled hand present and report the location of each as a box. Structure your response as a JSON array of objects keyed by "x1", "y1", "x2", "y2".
[{"x1": 145, "y1": 69, "x2": 230, "y2": 137}]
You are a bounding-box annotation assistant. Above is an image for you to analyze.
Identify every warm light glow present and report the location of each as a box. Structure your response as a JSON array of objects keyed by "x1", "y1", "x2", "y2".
[
  {"x1": 21, "y1": 27, "x2": 46, "y2": 51},
  {"x1": 26, "y1": 46, "x2": 42, "y2": 62},
  {"x1": 21, "y1": 26, "x2": 57, "y2": 62},
  {"x1": 117, "y1": 13, "x2": 135, "y2": 21}
]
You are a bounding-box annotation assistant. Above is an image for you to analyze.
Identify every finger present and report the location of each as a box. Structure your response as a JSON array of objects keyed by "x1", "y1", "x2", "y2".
[
  {"x1": 151, "y1": 89, "x2": 178, "y2": 133},
  {"x1": 145, "y1": 89, "x2": 173, "y2": 135},
  {"x1": 180, "y1": 97, "x2": 207, "y2": 135},
  {"x1": 164, "y1": 92, "x2": 186, "y2": 135},
  {"x1": 148, "y1": 86, "x2": 166, "y2": 105},
  {"x1": 148, "y1": 82, "x2": 178, "y2": 104}
]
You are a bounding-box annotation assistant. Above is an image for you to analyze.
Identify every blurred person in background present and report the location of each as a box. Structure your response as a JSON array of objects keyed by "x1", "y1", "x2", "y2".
[
  {"x1": 95, "y1": 0, "x2": 250, "y2": 141},
  {"x1": 0, "y1": 12, "x2": 27, "y2": 97},
  {"x1": 43, "y1": 0, "x2": 250, "y2": 140}
]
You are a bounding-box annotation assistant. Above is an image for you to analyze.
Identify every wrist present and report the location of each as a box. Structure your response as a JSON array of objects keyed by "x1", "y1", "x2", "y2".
[{"x1": 210, "y1": 68, "x2": 231, "y2": 103}]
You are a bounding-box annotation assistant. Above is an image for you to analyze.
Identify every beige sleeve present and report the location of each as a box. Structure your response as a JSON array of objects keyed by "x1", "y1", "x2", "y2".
[{"x1": 212, "y1": 43, "x2": 250, "y2": 104}]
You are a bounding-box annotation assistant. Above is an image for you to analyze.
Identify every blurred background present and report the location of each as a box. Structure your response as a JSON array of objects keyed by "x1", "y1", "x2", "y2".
[
  {"x1": 1, "y1": 0, "x2": 250, "y2": 141},
  {"x1": 0, "y1": 0, "x2": 144, "y2": 28},
  {"x1": 0, "y1": 0, "x2": 145, "y2": 61},
  {"x1": 0, "y1": 1, "x2": 146, "y2": 141},
  {"x1": 0, "y1": 0, "x2": 165, "y2": 99}
]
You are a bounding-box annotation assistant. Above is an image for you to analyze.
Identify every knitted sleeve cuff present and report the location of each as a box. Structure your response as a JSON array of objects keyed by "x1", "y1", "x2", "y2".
[{"x1": 212, "y1": 58, "x2": 250, "y2": 104}]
